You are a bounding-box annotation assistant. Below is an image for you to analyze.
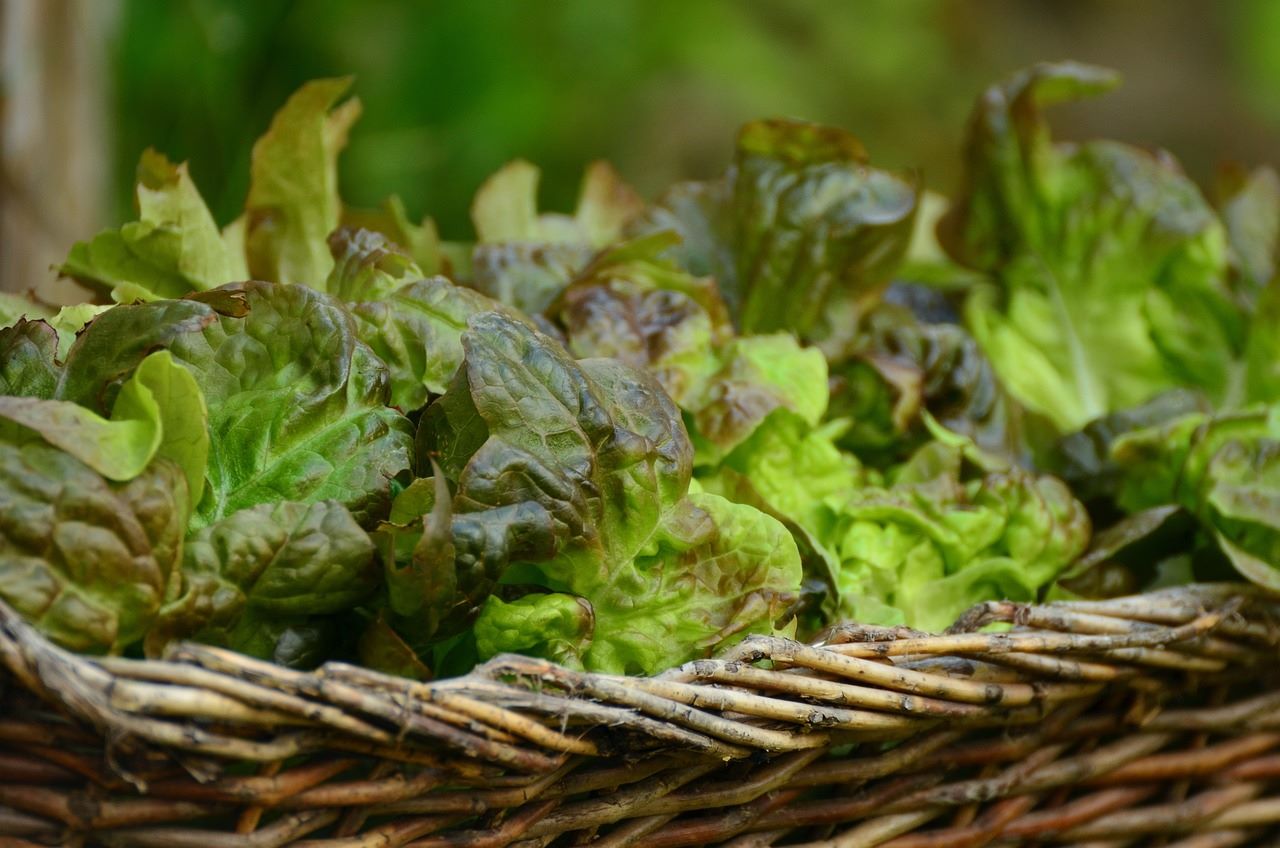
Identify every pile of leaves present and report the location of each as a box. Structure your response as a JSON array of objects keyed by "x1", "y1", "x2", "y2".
[{"x1": 3, "y1": 62, "x2": 1277, "y2": 679}]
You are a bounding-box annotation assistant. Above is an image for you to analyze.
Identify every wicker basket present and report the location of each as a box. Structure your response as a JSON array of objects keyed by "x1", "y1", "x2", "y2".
[{"x1": 1, "y1": 583, "x2": 1278, "y2": 847}]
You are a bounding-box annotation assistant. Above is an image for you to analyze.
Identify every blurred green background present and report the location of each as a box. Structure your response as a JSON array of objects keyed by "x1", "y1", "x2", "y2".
[
  {"x1": 107, "y1": 0, "x2": 1280, "y2": 234},
  {"x1": 6, "y1": 0, "x2": 1280, "y2": 296}
]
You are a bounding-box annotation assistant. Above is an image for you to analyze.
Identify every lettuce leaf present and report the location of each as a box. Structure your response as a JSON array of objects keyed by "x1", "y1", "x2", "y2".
[
  {"x1": 0, "y1": 320, "x2": 61, "y2": 399},
  {"x1": 0, "y1": 351, "x2": 206, "y2": 503},
  {"x1": 61, "y1": 149, "x2": 245, "y2": 300},
  {"x1": 940, "y1": 62, "x2": 1239, "y2": 431},
  {"x1": 245, "y1": 77, "x2": 361, "y2": 287},
  {"x1": 830, "y1": 437, "x2": 1089, "y2": 631},
  {"x1": 468, "y1": 161, "x2": 645, "y2": 313},
  {"x1": 411, "y1": 313, "x2": 801, "y2": 673},
  {"x1": 1111, "y1": 405, "x2": 1280, "y2": 588},
  {"x1": 327, "y1": 227, "x2": 522, "y2": 411},
  {"x1": 474, "y1": 593, "x2": 594, "y2": 670},
  {"x1": 0, "y1": 440, "x2": 188, "y2": 653},
  {"x1": 0, "y1": 294, "x2": 53, "y2": 327},
  {"x1": 53, "y1": 282, "x2": 412, "y2": 527},
  {"x1": 147, "y1": 499, "x2": 377, "y2": 658},
  {"x1": 827, "y1": 299, "x2": 1025, "y2": 466},
  {"x1": 342, "y1": 194, "x2": 463, "y2": 278},
  {"x1": 1216, "y1": 164, "x2": 1280, "y2": 307},
  {"x1": 639, "y1": 119, "x2": 917, "y2": 349}
]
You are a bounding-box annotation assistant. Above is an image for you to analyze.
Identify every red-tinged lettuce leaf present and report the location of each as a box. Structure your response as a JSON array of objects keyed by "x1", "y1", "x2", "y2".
[
  {"x1": 349, "y1": 278, "x2": 509, "y2": 412},
  {"x1": 146, "y1": 499, "x2": 377, "y2": 659},
  {"x1": 549, "y1": 233, "x2": 732, "y2": 407},
  {"x1": 0, "y1": 319, "x2": 61, "y2": 399},
  {"x1": 1110, "y1": 404, "x2": 1280, "y2": 587},
  {"x1": 687, "y1": 334, "x2": 829, "y2": 464},
  {"x1": 470, "y1": 242, "x2": 596, "y2": 315},
  {"x1": 467, "y1": 160, "x2": 644, "y2": 314},
  {"x1": 54, "y1": 282, "x2": 412, "y2": 528},
  {"x1": 827, "y1": 300, "x2": 1025, "y2": 466},
  {"x1": 939, "y1": 62, "x2": 1240, "y2": 431},
  {"x1": 60, "y1": 148, "x2": 245, "y2": 301},
  {"x1": 411, "y1": 313, "x2": 802, "y2": 673},
  {"x1": 358, "y1": 612, "x2": 432, "y2": 679},
  {"x1": 638, "y1": 119, "x2": 917, "y2": 349},
  {"x1": 373, "y1": 459, "x2": 564, "y2": 651},
  {"x1": 342, "y1": 194, "x2": 467, "y2": 278},
  {"x1": 1053, "y1": 505, "x2": 1193, "y2": 599},
  {"x1": 246, "y1": 77, "x2": 361, "y2": 287},
  {"x1": 1051, "y1": 389, "x2": 1210, "y2": 504},
  {"x1": 326, "y1": 227, "x2": 523, "y2": 411},
  {"x1": 326, "y1": 227, "x2": 423, "y2": 303},
  {"x1": 0, "y1": 441, "x2": 188, "y2": 654}
]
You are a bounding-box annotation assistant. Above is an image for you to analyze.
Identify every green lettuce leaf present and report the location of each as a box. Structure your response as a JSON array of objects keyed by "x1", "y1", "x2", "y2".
[
  {"x1": 61, "y1": 148, "x2": 243, "y2": 300},
  {"x1": 1216, "y1": 164, "x2": 1280, "y2": 306},
  {"x1": 0, "y1": 440, "x2": 188, "y2": 653},
  {"x1": 474, "y1": 593, "x2": 593, "y2": 670},
  {"x1": 245, "y1": 77, "x2": 361, "y2": 287},
  {"x1": 0, "y1": 294, "x2": 53, "y2": 327},
  {"x1": 713, "y1": 411, "x2": 859, "y2": 540},
  {"x1": 830, "y1": 438, "x2": 1089, "y2": 631},
  {"x1": 147, "y1": 499, "x2": 377, "y2": 658},
  {"x1": 47, "y1": 305, "x2": 112, "y2": 359},
  {"x1": 939, "y1": 62, "x2": 1239, "y2": 431},
  {"x1": 0, "y1": 350, "x2": 206, "y2": 496},
  {"x1": 53, "y1": 282, "x2": 412, "y2": 527}
]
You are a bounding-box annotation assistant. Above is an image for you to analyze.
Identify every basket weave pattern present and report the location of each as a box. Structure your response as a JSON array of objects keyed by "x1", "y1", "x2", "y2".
[{"x1": 2, "y1": 584, "x2": 1279, "y2": 846}]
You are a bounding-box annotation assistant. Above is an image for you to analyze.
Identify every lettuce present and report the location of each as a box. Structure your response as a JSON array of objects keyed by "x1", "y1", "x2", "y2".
[
  {"x1": 1112, "y1": 405, "x2": 1280, "y2": 589},
  {"x1": 0, "y1": 352, "x2": 202, "y2": 653},
  {"x1": 147, "y1": 500, "x2": 378, "y2": 659},
  {"x1": 829, "y1": 438, "x2": 1089, "y2": 631},
  {"x1": 827, "y1": 298, "x2": 1025, "y2": 466},
  {"x1": 468, "y1": 160, "x2": 645, "y2": 314},
  {"x1": 245, "y1": 77, "x2": 361, "y2": 287},
  {"x1": 940, "y1": 62, "x2": 1240, "y2": 431},
  {"x1": 409, "y1": 313, "x2": 802, "y2": 674},
  {"x1": 21, "y1": 64, "x2": 1280, "y2": 675},
  {"x1": 53, "y1": 282, "x2": 412, "y2": 527},
  {"x1": 639, "y1": 118, "x2": 918, "y2": 351},
  {"x1": 327, "y1": 227, "x2": 518, "y2": 410},
  {"x1": 0, "y1": 442, "x2": 188, "y2": 653},
  {"x1": 61, "y1": 149, "x2": 245, "y2": 300}
]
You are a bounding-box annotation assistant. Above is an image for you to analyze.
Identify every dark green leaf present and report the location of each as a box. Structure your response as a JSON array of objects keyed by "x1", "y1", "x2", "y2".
[{"x1": 0, "y1": 441, "x2": 187, "y2": 653}]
